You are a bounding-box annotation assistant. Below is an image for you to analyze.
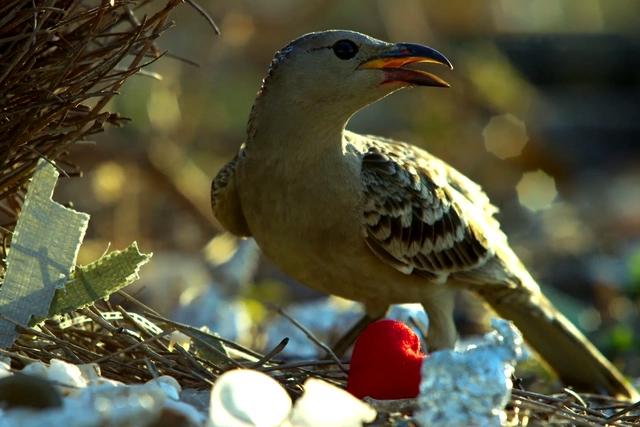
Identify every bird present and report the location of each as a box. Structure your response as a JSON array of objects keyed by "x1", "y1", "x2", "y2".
[{"x1": 211, "y1": 29, "x2": 637, "y2": 399}]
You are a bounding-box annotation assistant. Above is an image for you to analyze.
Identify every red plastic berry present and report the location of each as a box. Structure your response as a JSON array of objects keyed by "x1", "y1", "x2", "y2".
[{"x1": 347, "y1": 319, "x2": 426, "y2": 399}]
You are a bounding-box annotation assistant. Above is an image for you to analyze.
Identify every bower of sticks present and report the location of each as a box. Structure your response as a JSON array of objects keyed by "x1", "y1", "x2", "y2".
[{"x1": 1, "y1": 1, "x2": 640, "y2": 426}]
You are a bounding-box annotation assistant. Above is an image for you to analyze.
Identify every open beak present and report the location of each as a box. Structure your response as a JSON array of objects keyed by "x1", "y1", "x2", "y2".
[{"x1": 359, "y1": 43, "x2": 453, "y2": 87}]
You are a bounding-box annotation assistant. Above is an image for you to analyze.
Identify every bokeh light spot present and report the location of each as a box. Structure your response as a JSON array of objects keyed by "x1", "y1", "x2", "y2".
[
  {"x1": 577, "y1": 307, "x2": 601, "y2": 333},
  {"x1": 540, "y1": 202, "x2": 593, "y2": 254},
  {"x1": 608, "y1": 296, "x2": 634, "y2": 321},
  {"x1": 204, "y1": 233, "x2": 238, "y2": 266},
  {"x1": 516, "y1": 170, "x2": 557, "y2": 211},
  {"x1": 221, "y1": 12, "x2": 255, "y2": 48},
  {"x1": 92, "y1": 161, "x2": 125, "y2": 204},
  {"x1": 482, "y1": 113, "x2": 528, "y2": 159},
  {"x1": 147, "y1": 86, "x2": 181, "y2": 131}
]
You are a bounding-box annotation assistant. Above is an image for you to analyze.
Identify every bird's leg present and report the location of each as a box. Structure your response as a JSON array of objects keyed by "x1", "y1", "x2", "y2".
[
  {"x1": 421, "y1": 288, "x2": 457, "y2": 351},
  {"x1": 330, "y1": 304, "x2": 388, "y2": 357}
]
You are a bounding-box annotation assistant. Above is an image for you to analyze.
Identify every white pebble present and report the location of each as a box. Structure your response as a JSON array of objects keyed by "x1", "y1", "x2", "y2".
[
  {"x1": 209, "y1": 369, "x2": 291, "y2": 427},
  {"x1": 149, "y1": 375, "x2": 182, "y2": 401},
  {"x1": 77, "y1": 363, "x2": 122, "y2": 387},
  {"x1": 289, "y1": 378, "x2": 377, "y2": 427},
  {"x1": 0, "y1": 359, "x2": 11, "y2": 379},
  {"x1": 20, "y1": 359, "x2": 87, "y2": 395},
  {"x1": 168, "y1": 330, "x2": 192, "y2": 352},
  {"x1": 47, "y1": 359, "x2": 88, "y2": 390},
  {"x1": 20, "y1": 361, "x2": 48, "y2": 378}
]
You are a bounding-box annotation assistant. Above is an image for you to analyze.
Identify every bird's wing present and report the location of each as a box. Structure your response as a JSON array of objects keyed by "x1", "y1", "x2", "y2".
[
  {"x1": 359, "y1": 135, "x2": 499, "y2": 281},
  {"x1": 211, "y1": 150, "x2": 252, "y2": 237}
]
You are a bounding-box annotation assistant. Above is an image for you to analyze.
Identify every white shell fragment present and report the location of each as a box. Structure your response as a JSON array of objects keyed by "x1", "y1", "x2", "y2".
[
  {"x1": 46, "y1": 358, "x2": 88, "y2": 390},
  {"x1": 209, "y1": 369, "x2": 292, "y2": 427},
  {"x1": 0, "y1": 358, "x2": 12, "y2": 379},
  {"x1": 168, "y1": 330, "x2": 192, "y2": 352},
  {"x1": 151, "y1": 375, "x2": 182, "y2": 401},
  {"x1": 289, "y1": 378, "x2": 377, "y2": 427},
  {"x1": 21, "y1": 359, "x2": 87, "y2": 393},
  {"x1": 415, "y1": 319, "x2": 527, "y2": 427},
  {"x1": 77, "y1": 363, "x2": 123, "y2": 387}
]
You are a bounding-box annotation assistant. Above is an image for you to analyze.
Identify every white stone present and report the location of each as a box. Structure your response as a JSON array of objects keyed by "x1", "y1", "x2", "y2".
[
  {"x1": 0, "y1": 358, "x2": 11, "y2": 379},
  {"x1": 209, "y1": 369, "x2": 291, "y2": 427},
  {"x1": 289, "y1": 378, "x2": 377, "y2": 427},
  {"x1": 21, "y1": 359, "x2": 87, "y2": 394},
  {"x1": 168, "y1": 330, "x2": 192, "y2": 352},
  {"x1": 149, "y1": 375, "x2": 182, "y2": 401}
]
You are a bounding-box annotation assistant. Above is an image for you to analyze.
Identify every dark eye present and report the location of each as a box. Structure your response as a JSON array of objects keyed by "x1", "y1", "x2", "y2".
[{"x1": 332, "y1": 39, "x2": 358, "y2": 60}]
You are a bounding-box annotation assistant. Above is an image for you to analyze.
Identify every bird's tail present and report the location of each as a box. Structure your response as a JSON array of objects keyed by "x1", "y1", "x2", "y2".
[{"x1": 479, "y1": 271, "x2": 638, "y2": 400}]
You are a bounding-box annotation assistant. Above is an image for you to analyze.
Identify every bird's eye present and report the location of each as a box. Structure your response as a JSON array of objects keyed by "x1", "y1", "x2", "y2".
[{"x1": 332, "y1": 39, "x2": 359, "y2": 60}]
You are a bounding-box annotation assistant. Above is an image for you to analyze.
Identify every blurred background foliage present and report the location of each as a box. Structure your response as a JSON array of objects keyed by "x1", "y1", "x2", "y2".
[{"x1": 58, "y1": 0, "x2": 640, "y2": 376}]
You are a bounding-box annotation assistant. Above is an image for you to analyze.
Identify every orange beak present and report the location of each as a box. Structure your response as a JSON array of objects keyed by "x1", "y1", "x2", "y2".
[{"x1": 359, "y1": 43, "x2": 453, "y2": 87}]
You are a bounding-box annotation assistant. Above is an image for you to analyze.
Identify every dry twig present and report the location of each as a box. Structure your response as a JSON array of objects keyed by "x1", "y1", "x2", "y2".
[{"x1": 0, "y1": 0, "x2": 218, "y2": 271}]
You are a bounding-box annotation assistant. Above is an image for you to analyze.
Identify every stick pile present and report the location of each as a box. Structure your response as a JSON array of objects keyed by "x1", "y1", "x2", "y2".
[{"x1": 0, "y1": 0, "x2": 185, "y2": 268}]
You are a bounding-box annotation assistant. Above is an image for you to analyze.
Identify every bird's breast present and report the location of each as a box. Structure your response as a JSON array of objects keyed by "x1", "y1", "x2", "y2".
[{"x1": 236, "y1": 148, "x2": 367, "y2": 289}]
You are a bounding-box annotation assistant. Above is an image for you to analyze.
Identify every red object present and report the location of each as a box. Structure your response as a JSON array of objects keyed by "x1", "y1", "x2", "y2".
[{"x1": 347, "y1": 319, "x2": 426, "y2": 399}]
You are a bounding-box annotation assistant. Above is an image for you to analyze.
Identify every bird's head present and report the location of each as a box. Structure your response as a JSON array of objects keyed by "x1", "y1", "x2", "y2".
[{"x1": 257, "y1": 30, "x2": 452, "y2": 116}]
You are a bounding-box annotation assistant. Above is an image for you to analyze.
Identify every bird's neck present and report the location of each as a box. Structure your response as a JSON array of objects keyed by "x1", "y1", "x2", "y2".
[{"x1": 245, "y1": 88, "x2": 352, "y2": 157}]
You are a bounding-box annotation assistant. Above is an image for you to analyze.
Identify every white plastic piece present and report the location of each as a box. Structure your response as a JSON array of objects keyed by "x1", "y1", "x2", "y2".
[
  {"x1": 168, "y1": 330, "x2": 192, "y2": 352},
  {"x1": 150, "y1": 375, "x2": 182, "y2": 401},
  {"x1": 0, "y1": 358, "x2": 11, "y2": 379},
  {"x1": 415, "y1": 319, "x2": 527, "y2": 427},
  {"x1": 20, "y1": 361, "x2": 48, "y2": 378},
  {"x1": 289, "y1": 378, "x2": 377, "y2": 427},
  {"x1": 77, "y1": 363, "x2": 122, "y2": 387},
  {"x1": 20, "y1": 359, "x2": 87, "y2": 394},
  {"x1": 47, "y1": 359, "x2": 88, "y2": 390},
  {"x1": 209, "y1": 369, "x2": 292, "y2": 427}
]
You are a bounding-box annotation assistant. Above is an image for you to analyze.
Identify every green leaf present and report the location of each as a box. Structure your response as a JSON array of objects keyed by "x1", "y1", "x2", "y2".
[
  {"x1": 610, "y1": 325, "x2": 634, "y2": 352},
  {"x1": 626, "y1": 247, "x2": 640, "y2": 291},
  {"x1": 46, "y1": 242, "x2": 152, "y2": 319}
]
